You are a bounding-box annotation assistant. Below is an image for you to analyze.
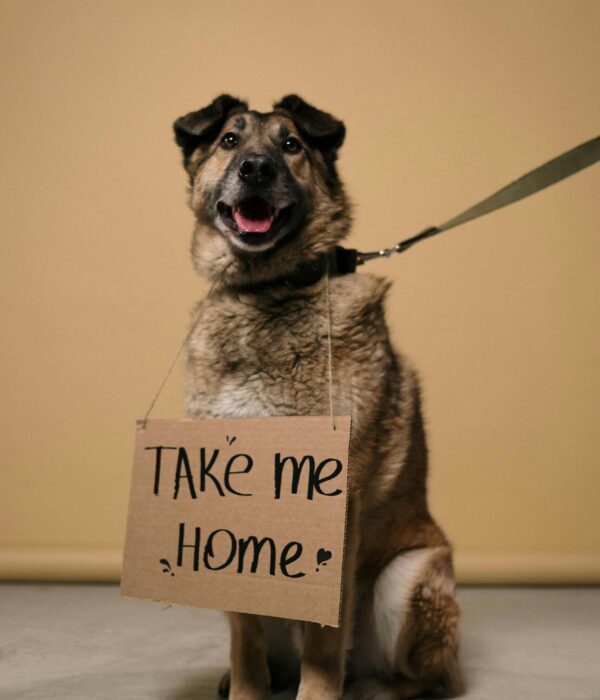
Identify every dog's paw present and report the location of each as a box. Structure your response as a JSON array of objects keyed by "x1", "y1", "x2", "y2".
[
  {"x1": 217, "y1": 670, "x2": 230, "y2": 698},
  {"x1": 217, "y1": 671, "x2": 271, "y2": 700},
  {"x1": 343, "y1": 678, "x2": 396, "y2": 700}
]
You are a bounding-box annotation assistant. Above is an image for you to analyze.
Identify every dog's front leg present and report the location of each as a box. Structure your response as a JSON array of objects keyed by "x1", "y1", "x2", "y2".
[
  {"x1": 228, "y1": 612, "x2": 270, "y2": 700},
  {"x1": 296, "y1": 498, "x2": 360, "y2": 700},
  {"x1": 296, "y1": 623, "x2": 346, "y2": 699}
]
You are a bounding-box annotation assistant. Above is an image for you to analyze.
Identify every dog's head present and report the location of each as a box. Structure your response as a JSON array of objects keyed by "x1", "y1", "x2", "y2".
[{"x1": 174, "y1": 94, "x2": 351, "y2": 286}]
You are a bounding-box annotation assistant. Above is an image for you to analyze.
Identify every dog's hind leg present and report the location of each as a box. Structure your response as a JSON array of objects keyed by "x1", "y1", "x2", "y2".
[{"x1": 347, "y1": 545, "x2": 464, "y2": 699}]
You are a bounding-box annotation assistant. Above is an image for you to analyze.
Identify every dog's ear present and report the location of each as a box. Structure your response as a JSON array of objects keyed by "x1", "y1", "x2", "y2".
[
  {"x1": 173, "y1": 94, "x2": 248, "y2": 165},
  {"x1": 274, "y1": 94, "x2": 345, "y2": 161}
]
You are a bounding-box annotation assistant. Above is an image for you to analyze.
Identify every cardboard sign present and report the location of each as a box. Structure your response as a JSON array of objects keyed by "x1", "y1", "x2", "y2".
[{"x1": 121, "y1": 415, "x2": 351, "y2": 627}]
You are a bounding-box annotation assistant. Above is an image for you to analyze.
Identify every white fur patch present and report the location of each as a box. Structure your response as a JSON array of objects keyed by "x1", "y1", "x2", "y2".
[
  {"x1": 353, "y1": 548, "x2": 434, "y2": 679},
  {"x1": 209, "y1": 380, "x2": 270, "y2": 418}
]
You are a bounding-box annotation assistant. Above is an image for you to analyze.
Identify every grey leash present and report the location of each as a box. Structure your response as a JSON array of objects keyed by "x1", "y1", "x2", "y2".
[{"x1": 338, "y1": 135, "x2": 600, "y2": 269}]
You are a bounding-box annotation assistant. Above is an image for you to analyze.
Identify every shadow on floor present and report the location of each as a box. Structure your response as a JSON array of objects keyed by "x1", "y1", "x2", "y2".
[
  {"x1": 166, "y1": 669, "x2": 296, "y2": 700},
  {"x1": 166, "y1": 669, "x2": 224, "y2": 700}
]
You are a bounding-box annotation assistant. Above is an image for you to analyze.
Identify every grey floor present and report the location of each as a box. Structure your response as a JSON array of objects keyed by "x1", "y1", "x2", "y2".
[{"x1": 1, "y1": 585, "x2": 599, "y2": 700}]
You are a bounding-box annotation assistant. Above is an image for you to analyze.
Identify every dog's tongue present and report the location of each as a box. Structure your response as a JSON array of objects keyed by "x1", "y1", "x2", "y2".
[{"x1": 234, "y1": 198, "x2": 274, "y2": 234}]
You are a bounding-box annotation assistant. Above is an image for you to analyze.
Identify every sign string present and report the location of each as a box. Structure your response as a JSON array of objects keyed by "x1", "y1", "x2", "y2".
[
  {"x1": 325, "y1": 267, "x2": 336, "y2": 432},
  {"x1": 141, "y1": 281, "x2": 216, "y2": 429}
]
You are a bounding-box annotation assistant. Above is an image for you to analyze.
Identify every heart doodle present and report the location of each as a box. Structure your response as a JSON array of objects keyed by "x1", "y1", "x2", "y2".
[{"x1": 315, "y1": 548, "x2": 333, "y2": 572}]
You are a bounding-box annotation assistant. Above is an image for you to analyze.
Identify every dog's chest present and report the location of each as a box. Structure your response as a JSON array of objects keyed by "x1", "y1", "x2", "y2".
[{"x1": 187, "y1": 294, "x2": 333, "y2": 419}]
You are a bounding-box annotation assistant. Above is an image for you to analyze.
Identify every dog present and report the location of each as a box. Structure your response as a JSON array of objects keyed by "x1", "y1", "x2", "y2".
[{"x1": 173, "y1": 94, "x2": 464, "y2": 700}]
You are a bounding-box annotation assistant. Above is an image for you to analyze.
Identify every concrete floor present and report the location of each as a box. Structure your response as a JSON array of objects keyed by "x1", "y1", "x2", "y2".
[{"x1": 1, "y1": 585, "x2": 599, "y2": 699}]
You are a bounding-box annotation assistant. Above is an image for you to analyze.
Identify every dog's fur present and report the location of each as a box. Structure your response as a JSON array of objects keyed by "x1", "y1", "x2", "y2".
[{"x1": 174, "y1": 94, "x2": 464, "y2": 700}]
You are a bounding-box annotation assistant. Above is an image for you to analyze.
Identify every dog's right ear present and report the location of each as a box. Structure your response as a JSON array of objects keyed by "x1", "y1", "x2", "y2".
[{"x1": 173, "y1": 94, "x2": 248, "y2": 166}]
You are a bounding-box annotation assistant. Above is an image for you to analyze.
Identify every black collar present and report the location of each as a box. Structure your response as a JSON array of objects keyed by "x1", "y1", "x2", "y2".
[{"x1": 229, "y1": 247, "x2": 360, "y2": 294}]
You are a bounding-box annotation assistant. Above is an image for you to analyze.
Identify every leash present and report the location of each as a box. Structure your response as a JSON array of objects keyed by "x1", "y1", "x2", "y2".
[{"x1": 330, "y1": 135, "x2": 600, "y2": 275}]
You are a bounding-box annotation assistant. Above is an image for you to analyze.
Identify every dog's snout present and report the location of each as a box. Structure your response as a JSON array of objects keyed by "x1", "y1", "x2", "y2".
[{"x1": 238, "y1": 154, "x2": 276, "y2": 185}]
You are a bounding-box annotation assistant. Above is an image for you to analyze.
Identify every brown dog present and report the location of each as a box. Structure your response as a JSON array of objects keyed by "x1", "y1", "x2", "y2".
[{"x1": 173, "y1": 95, "x2": 464, "y2": 700}]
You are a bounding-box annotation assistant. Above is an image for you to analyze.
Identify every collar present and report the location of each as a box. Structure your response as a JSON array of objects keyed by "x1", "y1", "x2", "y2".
[{"x1": 228, "y1": 246, "x2": 360, "y2": 294}]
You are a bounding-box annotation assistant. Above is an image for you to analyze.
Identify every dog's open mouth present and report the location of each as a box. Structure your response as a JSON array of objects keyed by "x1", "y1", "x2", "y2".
[
  {"x1": 233, "y1": 197, "x2": 275, "y2": 234},
  {"x1": 218, "y1": 197, "x2": 294, "y2": 245}
]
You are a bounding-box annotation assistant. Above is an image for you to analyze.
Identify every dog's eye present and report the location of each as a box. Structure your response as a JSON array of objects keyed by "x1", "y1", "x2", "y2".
[
  {"x1": 221, "y1": 132, "x2": 239, "y2": 149},
  {"x1": 282, "y1": 136, "x2": 302, "y2": 154}
]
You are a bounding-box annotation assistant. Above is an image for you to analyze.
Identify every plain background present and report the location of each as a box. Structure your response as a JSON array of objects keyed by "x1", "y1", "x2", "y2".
[{"x1": 1, "y1": 0, "x2": 599, "y2": 583}]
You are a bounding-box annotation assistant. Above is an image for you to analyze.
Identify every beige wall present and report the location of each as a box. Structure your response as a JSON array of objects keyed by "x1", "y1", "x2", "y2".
[{"x1": 1, "y1": 0, "x2": 599, "y2": 583}]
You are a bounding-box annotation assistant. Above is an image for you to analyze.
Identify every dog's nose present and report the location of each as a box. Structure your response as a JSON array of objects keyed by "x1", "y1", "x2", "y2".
[{"x1": 238, "y1": 154, "x2": 276, "y2": 185}]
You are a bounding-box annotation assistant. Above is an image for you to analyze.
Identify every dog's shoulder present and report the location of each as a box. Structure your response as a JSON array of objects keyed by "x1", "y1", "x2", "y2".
[
  {"x1": 331, "y1": 272, "x2": 392, "y2": 325},
  {"x1": 333, "y1": 271, "x2": 391, "y2": 303}
]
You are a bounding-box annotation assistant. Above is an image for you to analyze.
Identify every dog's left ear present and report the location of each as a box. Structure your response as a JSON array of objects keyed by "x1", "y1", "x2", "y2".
[
  {"x1": 173, "y1": 94, "x2": 248, "y2": 165},
  {"x1": 274, "y1": 95, "x2": 345, "y2": 161}
]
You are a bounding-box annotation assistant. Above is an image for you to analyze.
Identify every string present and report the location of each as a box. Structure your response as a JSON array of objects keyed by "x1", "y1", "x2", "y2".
[
  {"x1": 324, "y1": 267, "x2": 336, "y2": 431},
  {"x1": 141, "y1": 282, "x2": 215, "y2": 429}
]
